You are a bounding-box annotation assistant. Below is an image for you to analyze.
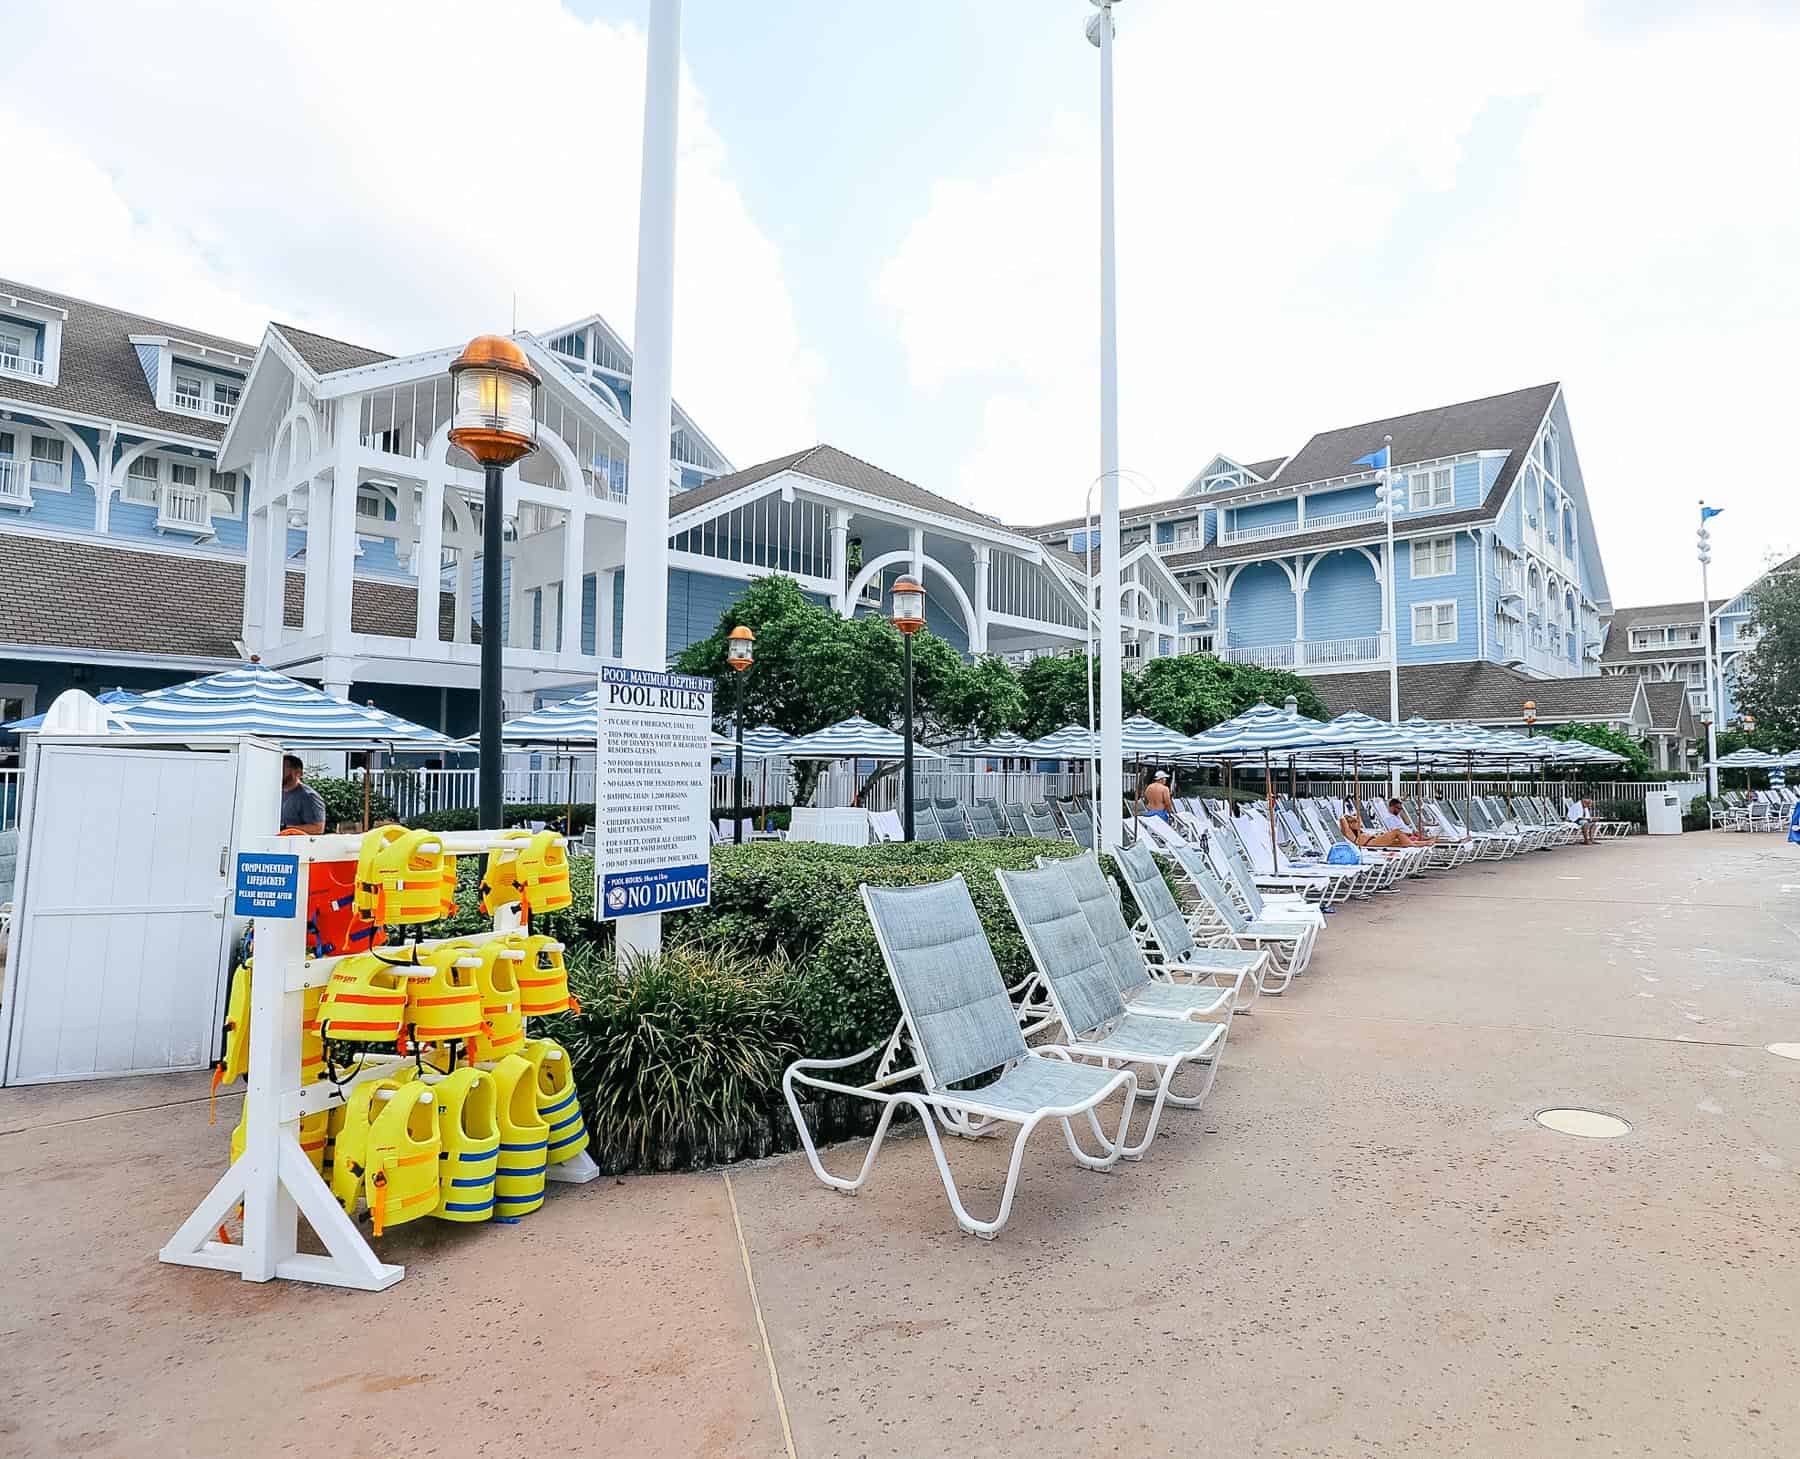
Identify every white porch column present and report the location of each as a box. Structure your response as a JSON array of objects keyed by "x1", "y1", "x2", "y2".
[
  {"x1": 828, "y1": 506, "x2": 850, "y2": 613},
  {"x1": 560, "y1": 503, "x2": 585, "y2": 657},
  {"x1": 597, "y1": 568, "x2": 618, "y2": 661},
  {"x1": 453, "y1": 546, "x2": 474, "y2": 644},
  {"x1": 507, "y1": 550, "x2": 527, "y2": 650},
  {"x1": 302, "y1": 477, "x2": 332, "y2": 636},
  {"x1": 909, "y1": 526, "x2": 924, "y2": 581},
  {"x1": 971, "y1": 544, "x2": 991, "y2": 654},
  {"x1": 415, "y1": 476, "x2": 445, "y2": 644},
  {"x1": 95, "y1": 427, "x2": 117, "y2": 533},
  {"x1": 1292, "y1": 557, "x2": 1306, "y2": 654},
  {"x1": 243, "y1": 503, "x2": 267, "y2": 645},
  {"x1": 263, "y1": 498, "x2": 291, "y2": 653},
  {"x1": 325, "y1": 410, "x2": 360, "y2": 662}
]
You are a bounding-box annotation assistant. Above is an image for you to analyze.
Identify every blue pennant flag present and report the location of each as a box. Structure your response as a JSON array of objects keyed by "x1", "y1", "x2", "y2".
[
  {"x1": 1700, "y1": 505, "x2": 1724, "y2": 521},
  {"x1": 1353, "y1": 446, "x2": 1390, "y2": 470}
]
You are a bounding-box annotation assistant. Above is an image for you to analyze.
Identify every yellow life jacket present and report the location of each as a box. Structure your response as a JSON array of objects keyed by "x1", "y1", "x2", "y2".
[
  {"x1": 317, "y1": 953, "x2": 410, "y2": 1045},
  {"x1": 432, "y1": 1067, "x2": 500, "y2": 1222},
  {"x1": 210, "y1": 959, "x2": 252, "y2": 1123},
  {"x1": 405, "y1": 941, "x2": 485, "y2": 1046},
  {"x1": 218, "y1": 961, "x2": 251, "y2": 1083},
  {"x1": 512, "y1": 933, "x2": 575, "y2": 1018},
  {"x1": 437, "y1": 853, "x2": 461, "y2": 919},
  {"x1": 469, "y1": 941, "x2": 525, "y2": 1062},
  {"x1": 478, "y1": 829, "x2": 533, "y2": 916},
  {"x1": 363, "y1": 1079, "x2": 441, "y2": 1236},
  {"x1": 515, "y1": 830, "x2": 573, "y2": 915},
  {"x1": 525, "y1": 1037, "x2": 589, "y2": 1165},
  {"x1": 302, "y1": 984, "x2": 328, "y2": 1087},
  {"x1": 330, "y1": 1076, "x2": 406, "y2": 1216},
  {"x1": 355, "y1": 827, "x2": 448, "y2": 925},
  {"x1": 491, "y1": 1053, "x2": 548, "y2": 1219}
]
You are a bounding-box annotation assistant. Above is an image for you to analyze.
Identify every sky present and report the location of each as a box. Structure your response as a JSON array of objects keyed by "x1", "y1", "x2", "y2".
[{"x1": 4, "y1": 0, "x2": 1796, "y2": 606}]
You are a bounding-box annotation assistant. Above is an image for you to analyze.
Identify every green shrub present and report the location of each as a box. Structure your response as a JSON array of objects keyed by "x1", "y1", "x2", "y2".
[
  {"x1": 306, "y1": 775, "x2": 397, "y2": 828},
  {"x1": 545, "y1": 941, "x2": 804, "y2": 1172}
]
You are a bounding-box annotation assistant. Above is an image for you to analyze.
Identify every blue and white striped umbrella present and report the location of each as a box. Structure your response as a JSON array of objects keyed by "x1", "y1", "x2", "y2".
[
  {"x1": 782, "y1": 714, "x2": 943, "y2": 760},
  {"x1": 5, "y1": 688, "x2": 142, "y2": 733},
  {"x1": 115, "y1": 665, "x2": 455, "y2": 747},
  {"x1": 498, "y1": 690, "x2": 600, "y2": 745},
  {"x1": 1019, "y1": 723, "x2": 1097, "y2": 760},
  {"x1": 1325, "y1": 710, "x2": 1433, "y2": 758},
  {"x1": 738, "y1": 724, "x2": 796, "y2": 758},
  {"x1": 956, "y1": 730, "x2": 1034, "y2": 758},
  {"x1": 1018, "y1": 716, "x2": 1196, "y2": 761},
  {"x1": 1185, "y1": 701, "x2": 1355, "y2": 759},
  {"x1": 1709, "y1": 747, "x2": 1782, "y2": 768}
]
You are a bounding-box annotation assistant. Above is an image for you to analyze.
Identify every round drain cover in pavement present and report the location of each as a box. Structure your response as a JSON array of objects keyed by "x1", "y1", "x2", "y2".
[
  {"x1": 1534, "y1": 1108, "x2": 1632, "y2": 1138},
  {"x1": 1768, "y1": 1043, "x2": 1800, "y2": 1061}
]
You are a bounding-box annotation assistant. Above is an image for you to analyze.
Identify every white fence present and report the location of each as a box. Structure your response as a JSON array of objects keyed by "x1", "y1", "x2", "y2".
[
  {"x1": 810, "y1": 763, "x2": 1082, "y2": 812},
  {"x1": 0, "y1": 768, "x2": 19, "y2": 831},
  {"x1": 1288, "y1": 776, "x2": 1706, "y2": 804}
]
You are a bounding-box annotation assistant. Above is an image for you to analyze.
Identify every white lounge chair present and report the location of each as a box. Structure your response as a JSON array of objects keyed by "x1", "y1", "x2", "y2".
[
  {"x1": 1164, "y1": 844, "x2": 1317, "y2": 988},
  {"x1": 998, "y1": 864, "x2": 1229, "y2": 1157},
  {"x1": 781, "y1": 875, "x2": 1139, "y2": 1239}
]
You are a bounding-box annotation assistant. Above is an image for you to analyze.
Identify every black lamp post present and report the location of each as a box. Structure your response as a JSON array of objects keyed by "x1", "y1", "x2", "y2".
[
  {"x1": 448, "y1": 335, "x2": 540, "y2": 831},
  {"x1": 891, "y1": 576, "x2": 926, "y2": 840},
  {"x1": 726, "y1": 624, "x2": 755, "y2": 844}
]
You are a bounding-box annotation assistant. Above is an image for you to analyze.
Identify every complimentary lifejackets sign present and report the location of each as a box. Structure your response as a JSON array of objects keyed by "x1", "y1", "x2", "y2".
[
  {"x1": 596, "y1": 664, "x2": 713, "y2": 919},
  {"x1": 234, "y1": 852, "x2": 300, "y2": 918}
]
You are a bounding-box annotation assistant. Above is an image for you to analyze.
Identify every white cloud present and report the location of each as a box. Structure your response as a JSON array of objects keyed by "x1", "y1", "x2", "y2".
[
  {"x1": 0, "y1": 0, "x2": 819, "y2": 466},
  {"x1": 876, "y1": 0, "x2": 1800, "y2": 603}
]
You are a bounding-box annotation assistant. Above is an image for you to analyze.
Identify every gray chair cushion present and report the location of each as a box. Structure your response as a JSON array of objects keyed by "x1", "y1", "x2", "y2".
[
  {"x1": 1172, "y1": 848, "x2": 1251, "y2": 934},
  {"x1": 997, "y1": 864, "x2": 1123, "y2": 1036},
  {"x1": 862, "y1": 877, "x2": 1027, "y2": 1088},
  {"x1": 1117, "y1": 842, "x2": 1199, "y2": 962},
  {"x1": 1052, "y1": 853, "x2": 1147, "y2": 998}
]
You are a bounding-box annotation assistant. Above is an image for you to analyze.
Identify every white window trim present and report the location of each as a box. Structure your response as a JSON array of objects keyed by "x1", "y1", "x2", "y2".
[
  {"x1": 1409, "y1": 465, "x2": 1455, "y2": 510},
  {"x1": 28, "y1": 434, "x2": 70, "y2": 493},
  {"x1": 1410, "y1": 534, "x2": 1456, "y2": 580},
  {"x1": 1410, "y1": 598, "x2": 1459, "y2": 646},
  {"x1": 124, "y1": 453, "x2": 162, "y2": 505}
]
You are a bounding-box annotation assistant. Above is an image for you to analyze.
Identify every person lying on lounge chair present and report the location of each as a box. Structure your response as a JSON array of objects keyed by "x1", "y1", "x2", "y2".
[{"x1": 1340, "y1": 799, "x2": 1436, "y2": 848}]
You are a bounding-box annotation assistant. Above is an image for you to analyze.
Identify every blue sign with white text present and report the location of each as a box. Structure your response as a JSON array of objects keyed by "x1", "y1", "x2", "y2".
[
  {"x1": 601, "y1": 862, "x2": 711, "y2": 917},
  {"x1": 234, "y1": 852, "x2": 300, "y2": 919}
]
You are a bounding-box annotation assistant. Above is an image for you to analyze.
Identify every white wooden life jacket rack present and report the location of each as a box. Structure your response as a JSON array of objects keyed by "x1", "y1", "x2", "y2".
[{"x1": 160, "y1": 829, "x2": 598, "y2": 1292}]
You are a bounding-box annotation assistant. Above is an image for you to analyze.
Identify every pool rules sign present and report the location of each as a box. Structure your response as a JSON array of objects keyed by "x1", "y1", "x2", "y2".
[{"x1": 596, "y1": 664, "x2": 714, "y2": 919}]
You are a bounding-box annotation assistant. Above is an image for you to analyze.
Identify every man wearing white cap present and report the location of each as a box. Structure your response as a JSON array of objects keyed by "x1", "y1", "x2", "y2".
[{"x1": 1141, "y1": 769, "x2": 1174, "y2": 823}]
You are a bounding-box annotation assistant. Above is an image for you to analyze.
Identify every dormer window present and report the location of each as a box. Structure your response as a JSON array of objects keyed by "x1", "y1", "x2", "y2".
[
  {"x1": 213, "y1": 381, "x2": 241, "y2": 418},
  {"x1": 0, "y1": 294, "x2": 65, "y2": 383},
  {"x1": 1411, "y1": 466, "x2": 1453, "y2": 509},
  {"x1": 0, "y1": 329, "x2": 24, "y2": 371},
  {"x1": 173, "y1": 372, "x2": 204, "y2": 412}
]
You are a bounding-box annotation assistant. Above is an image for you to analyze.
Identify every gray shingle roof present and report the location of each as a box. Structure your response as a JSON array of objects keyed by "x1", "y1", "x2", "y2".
[
  {"x1": 1641, "y1": 680, "x2": 1695, "y2": 735},
  {"x1": 1306, "y1": 662, "x2": 1641, "y2": 725},
  {"x1": 1598, "y1": 600, "x2": 1705, "y2": 664},
  {"x1": 270, "y1": 323, "x2": 393, "y2": 376},
  {"x1": 0, "y1": 534, "x2": 454, "y2": 661},
  {"x1": 670, "y1": 444, "x2": 1008, "y2": 536},
  {"x1": 1242, "y1": 456, "x2": 1286, "y2": 480},
  {"x1": 0, "y1": 277, "x2": 256, "y2": 441}
]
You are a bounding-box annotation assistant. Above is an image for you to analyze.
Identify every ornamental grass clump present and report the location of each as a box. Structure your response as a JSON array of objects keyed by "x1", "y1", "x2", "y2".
[{"x1": 546, "y1": 940, "x2": 804, "y2": 1173}]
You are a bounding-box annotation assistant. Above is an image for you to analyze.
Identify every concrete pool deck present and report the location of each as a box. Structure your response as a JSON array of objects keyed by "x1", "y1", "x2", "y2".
[{"x1": 3, "y1": 831, "x2": 1797, "y2": 1457}]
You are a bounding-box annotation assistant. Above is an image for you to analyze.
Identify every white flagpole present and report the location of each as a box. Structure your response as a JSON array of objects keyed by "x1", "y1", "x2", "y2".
[
  {"x1": 1092, "y1": 1, "x2": 1124, "y2": 854},
  {"x1": 1698, "y1": 501, "x2": 1719, "y2": 797},
  {"x1": 1382, "y1": 432, "x2": 1400, "y2": 794}
]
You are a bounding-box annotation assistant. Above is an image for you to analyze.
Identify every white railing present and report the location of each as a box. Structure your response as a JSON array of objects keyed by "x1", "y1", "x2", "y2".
[
  {"x1": 1219, "y1": 504, "x2": 1384, "y2": 547},
  {"x1": 1219, "y1": 642, "x2": 1296, "y2": 669},
  {"x1": 212, "y1": 398, "x2": 237, "y2": 419},
  {"x1": 173, "y1": 391, "x2": 203, "y2": 412},
  {"x1": 1156, "y1": 531, "x2": 1204, "y2": 556},
  {"x1": 0, "y1": 459, "x2": 30, "y2": 507},
  {"x1": 811, "y1": 765, "x2": 1081, "y2": 812},
  {"x1": 157, "y1": 484, "x2": 212, "y2": 532},
  {"x1": 1301, "y1": 634, "x2": 1385, "y2": 668},
  {"x1": 1302, "y1": 777, "x2": 1704, "y2": 804},
  {"x1": 0, "y1": 767, "x2": 20, "y2": 831},
  {"x1": 0, "y1": 352, "x2": 46, "y2": 380},
  {"x1": 1496, "y1": 562, "x2": 1524, "y2": 597}
]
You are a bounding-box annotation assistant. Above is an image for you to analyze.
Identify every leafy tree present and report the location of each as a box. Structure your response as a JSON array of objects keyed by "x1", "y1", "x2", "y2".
[
  {"x1": 935, "y1": 654, "x2": 1027, "y2": 741},
  {"x1": 1732, "y1": 565, "x2": 1800, "y2": 743},
  {"x1": 1131, "y1": 654, "x2": 1326, "y2": 733},
  {"x1": 1016, "y1": 654, "x2": 1101, "y2": 738},
  {"x1": 1549, "y1": 721, "x2": 1650, "y2": 778}
]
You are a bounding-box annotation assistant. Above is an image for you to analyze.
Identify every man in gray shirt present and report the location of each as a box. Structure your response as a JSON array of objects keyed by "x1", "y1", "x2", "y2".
[{"x1": 280, "y1": 753, "x2": 327, "y2": 834}]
